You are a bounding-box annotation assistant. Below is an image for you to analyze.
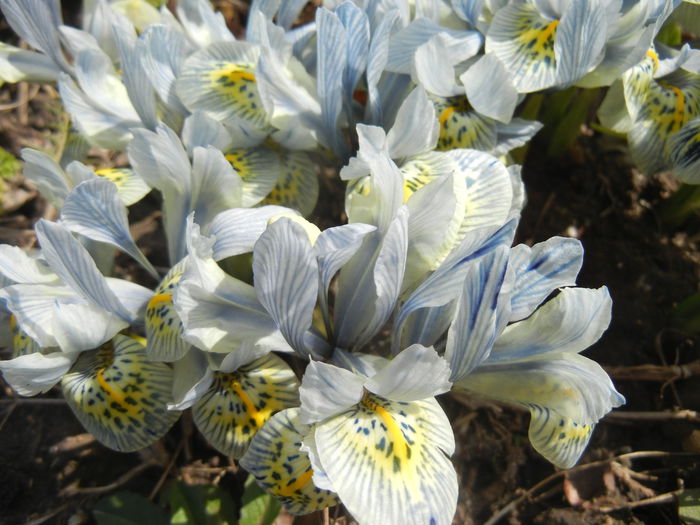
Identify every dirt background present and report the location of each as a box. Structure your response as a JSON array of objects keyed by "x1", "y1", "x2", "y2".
[{"x1": 0, "y1": 3, "x2": 699, "y2": 524}]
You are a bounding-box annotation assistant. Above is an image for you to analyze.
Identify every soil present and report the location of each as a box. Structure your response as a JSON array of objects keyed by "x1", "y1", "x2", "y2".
[{"x1": 1, "y1": 5, "x2": 700, "y2": 525}]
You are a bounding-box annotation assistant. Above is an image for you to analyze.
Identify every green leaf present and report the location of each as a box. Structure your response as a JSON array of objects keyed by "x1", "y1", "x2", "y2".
[
  {"x1": 93, "y1": 491, "x2": 169, "y2": 525},
  {"x1": 679, "y1": 487, "x2": 700, "y2": 524},
  {"x1": 238, "y1": 475, "x2": 282, "y2": 525},
  {"x1": 166, "y1": 481, "x2": 238, "y2": 525}
]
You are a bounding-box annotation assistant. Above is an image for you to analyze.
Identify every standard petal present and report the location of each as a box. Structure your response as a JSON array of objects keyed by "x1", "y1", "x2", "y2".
[
  {"x1": 253, "y1": 217, "x2": 319, "y2": 355},
  {"x1": 444, "y1": 245, "x2": 509, "y2": 381},
  {"x1": 366, "y1": 344, "x2": 452, "y2": 401},
  {"x1": 60, "y1": 178, "x2": 158, "y2": 278},
  {"x1": 0, "y1": 244, "x2": 57, "y2": 284},
  {"x1": 386, "y1": 86, "x2": 439, "y2": 160},
  {"x1": 192, "y1": 353, "x2": 299, "y2": 458},
  {"x1": 240, "y1": 407, "x2": 339, "y2": 515},
  {"x1": 298, "y1": 360, "x2": 365, "y2": 425},
  {"x1": 20, "y1": 148, "x2": 70, "y2": 209},
  {"x1": 169, "y1": 349, "x2": 213, "y2": 411},
  {"x1": 313, "y1": 394, "x2": 457, "y2": 525},
  {"x1": 61, "y1": 334, "x2": 180, "y2": 452},
  {"x1": 0, "y1": 351, "x2": 74, "y2": 396},
  {"x1": 508, "y1": 237, "x2": 583, "y2": 322},
  {"x1": 461, "y1": 53, "x2": 518, "y2": 123},
  {"x1": 34, "y1": 220, "x2": 131, "y2": 321}
]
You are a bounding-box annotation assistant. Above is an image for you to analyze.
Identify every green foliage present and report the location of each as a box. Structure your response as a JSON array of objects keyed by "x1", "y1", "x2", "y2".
[
  {"x1": 537, "y1": 87, "x2": 600, "y2": 157},
  {"x1": 93, "y1": 491, "x2": 169, "y2": 525},
  {"x1": 0, "y1": 146, "x2": 20, "y2": 180},
  {"x1": 239, "y1": 475, "x2": 282, "y2": 525},
  {"x1": 656, "y1": 21, "x2": 682, "y2": 47},
  {"x1": 165, "y1": 482, "x2": 239, "y2": 525},
  {"x1": 659, "y1": 184, "x2": 700, "y2": 228},
  {"x1": 672, "y1": 292, "x2": 700, "y2": 334},
  {"x1": 92, "y1": 478, "x2": 281, "y2": 525},
  {"x1": 679, "y1": 488, "x2": 700, "y2": 524}
]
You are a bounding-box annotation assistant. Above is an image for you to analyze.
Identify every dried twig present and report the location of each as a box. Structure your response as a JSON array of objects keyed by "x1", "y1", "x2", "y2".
[
  {"x1": 60, "y1": 460, "x2": 158, "y2": 497},
  {"x1": 483, "y1": 451, "x2": 700, "y2": 525},
  {"x1": 605, "y1": 360, "x2": 700, "y2": 382},
  {"x1": 603, "y1": 410, "x2": 700, "y2": 423},
  {"x1": 149, "y1": 438, "x2": 186, "y2": 500},
  {"x1": 598, "y1": 488, "x2": 683, "y2": 513}
]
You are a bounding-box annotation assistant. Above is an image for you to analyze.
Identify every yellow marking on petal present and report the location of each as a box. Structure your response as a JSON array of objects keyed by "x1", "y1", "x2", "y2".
[
  {"x1": 646, "y1": 49, "x2": 659, "y2": 74},
  {"x1": 231, "y1": 378, "x2": 271, "y2": 429},
  {"x1": 95, "y1": 168, "x2": 132, "y2": 187},
  {"x1": 361, "y1": 395, "x2": 410, "y2": 463},
  {"x1": 148, "y1": 293, "x2": 173, "y2": 308},
  {"x1": 438, "y1": 106, "x2": 455, "y2": 126},
  {"x1": 277, "y1": 468, "x2": 315, "y2": 497},
  {"x1": 9, "y1": 314, "x2": 16, "y2": 330},
  {"x1": 96, "y1": 367, "x2": 140, "y2": 419},
  {"x1": 668, "y1": 84, "x2": 686, "y2": 132}
]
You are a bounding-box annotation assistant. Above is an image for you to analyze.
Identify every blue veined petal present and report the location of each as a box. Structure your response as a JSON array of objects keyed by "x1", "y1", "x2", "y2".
[
  {"x1": 309, "y1": 394, "x2": 457, "y2": 525},
  {"x1": 175, "y1": 0, "x2": 235, "y2": 48},
  {"x1": 627, "y1": 69, "x2": 700, "y2": 174},
  {"x1": 258, "y1": 149, "x2": 319, "y2": 217},
  {"x1": 669, "y1": 115, "x2": 700, "y2": 183},
  {"x1": 207, "y1": 205, "x2": 297, "y2": 261},
  {"x1": 0, "y1": 0, "x2": 72, "y2": 73},
  {"x1": 0, "y1": 244, "x2": 57, "y2": 284},
  {"x1": 61, "y1": 334, "x2": 180, "y2": 452},
  {"x1": 430, "y1": 95, "x2": 498, "y2": 152},
  {"x1": 366, "y1": 345, "x2": 451, "y2": 401},
  {"x1": 451, "y1": 0, "x2": 485, "y2": 27},
  {"x1": 334, "y1": 207, "x2": 408, "y2": 351},
  {"x1": 461, "y1": 53, "x2": 518, "y2": 123},
  {"x1": 190, "y1": 145, "x2": 245, "y2": 227},
  {"x1": 299, "y1": 360, "x2": 365, "y2": 425},
  {"x1": 336, "y1": 2, "x2": 370, "y2": 107},
  {"x1": 60, "y1": 178, "x2": 158, "y2": 278},
  {"x1": 73, "y1": 48, "x2": 140, "y2": 123},
  {"x1": 386, "y1": 18, "x2": 482, "y2": 74},
  {"x1": 21, "y1": 148, "x2": 71, "y2": 210},
  {"x1": 316, "y1": 7, "x2": 348, "y2": 157},
  {"x1": 113, "y1": 29, "x2": 158, "y2": 130},
  {"x1": 489, "y1": 287, "x2": 612, "y2": 363},
  {"x1": 0, "y1": 42, "x2": 60, "y2": 83},
  {"x1": 508, "y1": 237, "x2": 583, "y2": 322},
  {"x1": 277, "y1": 0, "x2": 308, "y2": 29},
  {"x1": 486, "y1": 3, "x2": 559, "y2": 92},
  {"x1": 392, "y1": 220, "x2": 517, "y2": 354},
  {"x1": 110, "y1": 0, "x2": 161, "y2": 30},
  {"x1": 314, "y1": 223, "x2": 377, "y2": 329},
  {"x1": 386, "y1": 86, "x2": 439, "y2": 160},
  {"x1": 457, "y1": 352, "x2": 625, "y2": 468},
  {"x1": 34, "y1": 220, "x2": 132, "y2": 321},
  {"x1": 93, "y1": 167, "x2": 151, "y2": 206},
  {"x1": 181, "y1": 111, "x2": 232, "y2": 155},
  {"x1": 492, "y1": 118, "x2": 544, "y2": 156},
  {"x1": 553, "y1": 0, "x2": 607, "y2": 86},
  {"x1": 240, "y1": 407, "x2": 339, "y2": 515},
  {"x1": 176, "y1": 41, "x2": 268, "y2": 129},
  {"x1": 58, "y1": 72, "x2": 138, "y2": 150},
  {"x1": 412, "y1": 34, "x2": 463, "y2": 97},
  {"x1": 139, "y1": 24, "x2": 190, "y2": 116},
  {"x1": 253, "y1": 218, "x2": 319, "y2": 356},
  {"x1": 365, "y1": 9, "x2": 400, "y2": 125},
  {"x1": 445, "y1": 246, "x2": 509, "y2": 381},
  {"x1": 146, "y1": 260, "x2": 190, "y2": 362},
  {"x1": 192, "y1": 353, "x2": 299, "y2": 458}
]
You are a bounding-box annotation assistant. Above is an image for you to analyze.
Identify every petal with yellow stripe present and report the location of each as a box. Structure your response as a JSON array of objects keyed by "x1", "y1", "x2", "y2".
[
  {"x1": 192, "y1": 353, "x2": 299, "y2": 458},
  {"x1": 626, "y1": 69, "x2": 700, "y2": 174},
  {"x1": 669, "y1": 116, "x2": 700, "y2": 183},
  {"x1": 430, "y1": 95, "x2": 498, "y2": 152},
  {"x1": 145, "y1": 260, "x2": 190, "y2": 362},
  {"x1": 224, "y1": 147, "x2": 280, "y2": 207},
  {"x1": 260, "y1": 149, "x2": 319, "y2": 218},
  {"x1": 240, "y1": 407, "x2": 339, "y2": 515},
  {"x1": 10, "y1": 314, "x2": 42, "y2": 357},
  {"x1": 61, "y1": 333, "x2": 180, "y2": 452},
  {"x1": 486, "y1": 3, "x2": 559, "y2": 92},
  {"x1": 176, "y1": 42, "x2": 268, "y2": 129},
  {"x1": 310, "y1": 393, "x2": 457, "y2": 525},
  {"x1": 94, "y1": 167, "x2": 151, "y2": 206}
]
